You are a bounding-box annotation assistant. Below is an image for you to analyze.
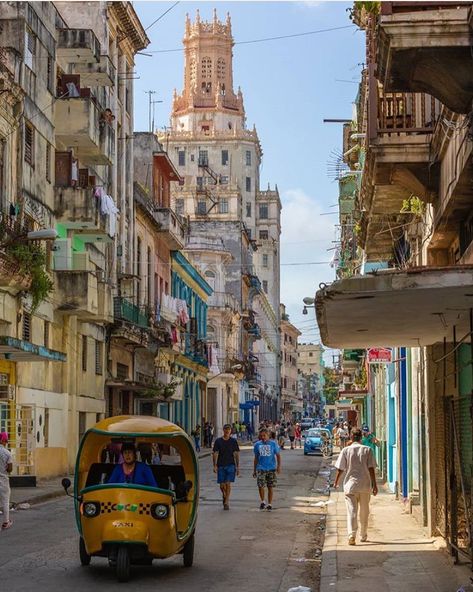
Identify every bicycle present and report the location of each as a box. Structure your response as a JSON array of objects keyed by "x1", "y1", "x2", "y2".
[{"x1": 321, "y1": 441, "x2": 333, "y2": 458}]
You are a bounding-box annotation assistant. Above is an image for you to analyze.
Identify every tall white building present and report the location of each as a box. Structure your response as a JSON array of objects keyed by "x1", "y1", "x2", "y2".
[{"x1": 158, "y1": 10, "x2": 281, "y2": 422}]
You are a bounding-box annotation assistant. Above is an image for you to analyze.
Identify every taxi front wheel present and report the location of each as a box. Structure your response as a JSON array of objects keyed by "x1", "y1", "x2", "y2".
[
  {"x1": 79, "y1": 537, "x2": 91, "y2": 566},
  {"x1": 116, "y1": 546, "x2": 130, "y2": 582},
  {"x1": 183, "y1": 533, "x2": 195, "y2": 567}
]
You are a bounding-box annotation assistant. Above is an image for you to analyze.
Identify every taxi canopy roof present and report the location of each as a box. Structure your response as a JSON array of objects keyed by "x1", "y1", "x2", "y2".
[{"x1": 92, "y1": 415, "x2": 185, "y2": 436}]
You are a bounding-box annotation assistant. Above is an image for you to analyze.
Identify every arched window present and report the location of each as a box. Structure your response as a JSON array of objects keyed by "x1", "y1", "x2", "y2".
[
  {"x1": 217, "y1": 58, "x2": 225, "y2": 80},
  {"x1": 201, "y1": 57, "x2": 212, "y2": 80},
  {"x1": 204, "y1": 269, "x2": 216, "y2": 291}
]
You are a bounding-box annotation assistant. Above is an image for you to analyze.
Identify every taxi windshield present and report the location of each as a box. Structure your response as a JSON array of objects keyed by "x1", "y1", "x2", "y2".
[{"x1": 306, "y1": 429, "x2": 323, "y2": 438}]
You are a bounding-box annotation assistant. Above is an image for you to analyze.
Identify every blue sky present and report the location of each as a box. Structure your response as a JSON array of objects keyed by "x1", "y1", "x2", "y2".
[{"x1": 133, "y1": 1, "x2": 364, "y2": 354}]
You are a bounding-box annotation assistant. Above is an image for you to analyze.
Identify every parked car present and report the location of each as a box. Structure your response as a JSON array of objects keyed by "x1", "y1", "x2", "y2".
[{"x1": 303, "y1": 428, "x2": 332, "y2": 456}]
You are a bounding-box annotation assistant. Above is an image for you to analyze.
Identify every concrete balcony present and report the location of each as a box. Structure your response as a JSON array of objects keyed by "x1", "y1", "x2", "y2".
[
  {"x1": 112, "y1": 297, "x2": 150, "y2": 348},
  {"x1": 97, "y1": 280, "x2": 113, "y2": 324},
  {"x1": 54, "y1": 187, "x2": 111, "y2": 242},
  {"x1": 57, "y1": 29, "x2": 101, "y2": 64},
  {"x1": 55, "y1": 98, "x2": 114, "y2": 166},
  {"x1": 377, "y1": 2, "x2": 473, "y2": 113},
  {"x1": 0, "y1": 251, "x2": 32, "y2": 292},
  {"x1": 71, "y1": 55, "x2": 116, "y2": 87},
  {"x1": 154, "y1": 208, "x2": 185, "y2": 250},
  {"x1": 208, "y1": 291, "x2": 240, "y2": 312},
  {"x1": 360, "y1": 88, "x2": 440, "y2": 260},
  {"x1": 55, "y1": 271, "x2": 99, "y2": 318}
]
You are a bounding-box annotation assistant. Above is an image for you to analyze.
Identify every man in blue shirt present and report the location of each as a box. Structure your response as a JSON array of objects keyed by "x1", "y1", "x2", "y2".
[
  {"x1": 108, "y1": 443, "x2": 157, "y2": 487},
  {"x1": 253, "y1": 428, "x2": 281, "y2": 511}
]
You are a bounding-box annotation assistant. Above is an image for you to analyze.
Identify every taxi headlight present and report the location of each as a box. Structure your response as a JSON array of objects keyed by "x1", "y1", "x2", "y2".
[
  {"x1": 82, "y1": 501, "x2": 100, "y2": 518},
  {"x1": 151, "y1": 503, "x2": 169, "y2": 520}
]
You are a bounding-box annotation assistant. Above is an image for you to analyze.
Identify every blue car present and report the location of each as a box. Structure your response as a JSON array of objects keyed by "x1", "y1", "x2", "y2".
[{"x1": 304, "y1": 428, "x2": 332, "y2": 456}]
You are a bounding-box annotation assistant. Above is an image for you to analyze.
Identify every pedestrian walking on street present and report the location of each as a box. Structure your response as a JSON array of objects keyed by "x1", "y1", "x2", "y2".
[
  {"x1": 253, "y1": 428, "x2": 281, "y2": 511},
  {"x1": 0, "y1": 432, "x2": 12, "y2": 530},
  {"x1": 213, "y1": 424, "x2": 240, "y2": 510},
  {"x1": 294, "y1": 423, "x2": 302, "y2": 448},
  {"x1": 192, "y1": 425, "x2": 201, "y2": 452},
  {"x1": 361, "y1": 425, "x2": 379, "y2": 453},
  {"x1": 333, "y1": 428, "x2": 378, "y2": 545},
  {"x1": 287, "y1": 423, "x2": 296, "y2": 449}
]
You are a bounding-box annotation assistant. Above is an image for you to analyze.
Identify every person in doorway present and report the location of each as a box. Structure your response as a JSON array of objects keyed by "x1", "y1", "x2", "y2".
[
  {"x1": 0, "y1": 432, "x2": 13, "y2": 530},
  {"x1": 333, "y1": 428, "x2": 378, "y2": 545},
  {"x1": 253, "y1": 428, "x2": 281, "y2": 511},
  {"x1": 213, "y1": 424, "x2": 240, "y2": 510},
  {"x1": 108, "y1": 443, "x2": 157, "y2": 487}
]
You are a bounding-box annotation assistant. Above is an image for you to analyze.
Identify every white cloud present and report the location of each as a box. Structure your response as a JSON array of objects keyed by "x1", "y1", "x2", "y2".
[{"x1": 281, "y1": 188, "x2": 336, "y2": 246}]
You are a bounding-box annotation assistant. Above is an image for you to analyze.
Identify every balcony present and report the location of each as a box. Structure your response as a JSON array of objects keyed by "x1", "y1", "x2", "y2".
[
  {"x1": 54, "y1": 187, "x2": 111, "y2": 242},
  {"x1": 112, "y1": 298, "x2": 150, "y2": 347},
  {"x1": 71, "y1": 55, "x2": 116, "y2": 87},
  {"x1": 55, "y1": 98, "x2": 114, "y2": 166},
  {"x1": 55, "y1": 271, "x2": 99, "y2": 318},
  {"x1": 377, "y1": 2, "x2": 473, "y2": 113},
  {"x1": 134, "y1": 184, "x2": 185, "y2": 249},
  {"x1": 208, "y1": 291, "x2": 240, "y2": 312},
  {"x1": 360, "y1": 88, "x2": 440, "y2": 260},
  {"x1": 57, "y1": 29, "x2": 101, "y2": 64}
]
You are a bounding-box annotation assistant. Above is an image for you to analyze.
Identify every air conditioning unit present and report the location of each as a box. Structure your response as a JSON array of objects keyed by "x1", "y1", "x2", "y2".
[{"x1": 0, "y1": 384, "x2": 15, "y2": 401}]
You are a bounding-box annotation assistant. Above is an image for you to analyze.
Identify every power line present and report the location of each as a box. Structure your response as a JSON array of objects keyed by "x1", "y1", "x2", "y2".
[
  {"x1": 144, "y1": 1, "x2": 180, "y2": 32},
  {"x1": 145, "y1": 24, "x2": 356, "y2": 54}
]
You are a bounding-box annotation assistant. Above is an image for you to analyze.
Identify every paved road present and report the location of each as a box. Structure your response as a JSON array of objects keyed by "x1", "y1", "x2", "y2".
[{"x1": 1, "y1": 446, "x2": 327, "y2": 592}]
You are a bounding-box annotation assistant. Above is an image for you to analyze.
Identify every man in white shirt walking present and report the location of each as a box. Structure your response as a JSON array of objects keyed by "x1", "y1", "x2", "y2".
[
  {"x1": 0, "y1": 431, "x2": 13, "y2": 530},
  {"x1": 333, "y1": 428, "x2": 377, "y2": 545}
]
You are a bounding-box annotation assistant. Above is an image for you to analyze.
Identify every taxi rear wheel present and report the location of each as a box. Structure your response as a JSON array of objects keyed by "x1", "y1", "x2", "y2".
[
  {"x1": 79, "y1": 537, "x2": 91, "y2": 566},
  {"x1": 183, "y1": 533, "x2": 194, "y2": 567},
  {"x1": 116, "y1": 546, "x2": 130, "y2": 582}
]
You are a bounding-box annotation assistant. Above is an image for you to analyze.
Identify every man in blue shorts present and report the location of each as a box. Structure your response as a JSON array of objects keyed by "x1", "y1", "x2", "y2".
[
  {"x1": 213, "y1": 424, "x2": 240, "y2": 510},
  {"x1": 253, "y1": 427, "x2": 281, "y2": 511}
]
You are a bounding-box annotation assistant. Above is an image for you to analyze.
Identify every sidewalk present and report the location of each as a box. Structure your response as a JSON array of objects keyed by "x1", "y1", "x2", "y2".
[
  {"x1": 320, "y1": 487, "x2": 471, "y2": 592},
  {"x1": 9, "y1": 449, "x2": 213, "y2": 508}
]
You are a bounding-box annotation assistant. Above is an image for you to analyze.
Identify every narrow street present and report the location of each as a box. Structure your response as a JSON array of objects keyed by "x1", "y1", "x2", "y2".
[{"x1": 0, "y1": 447, "x2": 327, "y2": 592}]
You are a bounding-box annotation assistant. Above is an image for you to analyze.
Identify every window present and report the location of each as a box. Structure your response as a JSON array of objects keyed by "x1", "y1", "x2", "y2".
[
  {"x1": 246, "y1": 150, "x2": 251, "y2": 166},
  {"x1": 262, "y1": 254, "x2": 269, "y2": 268},
  {"x1": 259, "y1": 230, "x2": 269, "y2": 240},
  {"x1": 197, "y1": 176, "x2": 204, "y2": 189},
  {"x1": 44, "y1": 408, "x2": 49, "y2": 448},
  {"x1": 44, "y1": 321, "x2": 50, "y2": 348},
  {"x1": 197, "y1": 201, "x2": 207, "y2": 215},
  {"x1": 245, "y1": 177, "x2": 251, "y2": 192},
  {"x1": 78, "y1": 412, "x2": 86, "y2": 446},
  {"x1": 309, "y1": 352, "x2": 313, "y2": 357},
  {"x1": 246, "y1": 202, "x2": 251, "y2": 217},
  {"x1": 46, "y1": 55, "x2": 54, "y2": 94},
  {"x1": 178, "y1": 150, "x2": 185, "y2": 166},
  {"x1": 175, "y1": 198, "x2": 184, "y2": 215},
  {"x1": 116, "y1": 363, "x2": 128, "y2": 381},
  {"x1": 147, "y1": 247, "x2": 152, "y2": 306},
  {"x1": 221, "y1": 150, "x2": 228, "y2": 166},
  {"x1": 24, "y1": 122, "x2": 34, "y2": 166},
  {"x1": 23, "y1": 312, "x2": 31, "y2": 341},
  {"x1": 218, "y1": 199, "x2": 229, "y2": 214},
  {"x1": 95, "y1": 340, "x2": 103, "y2": 375},
  {"x1": 0, "y1": 139, "x2": 5, "y2": 208},
  {"x1": 219, "y1": 175, "x2": 229, "y2": 185},
  {"x1": 198, "y1": 150, "x2": 208, "y2": 167},
  {"x1": 82, "y1": 335, "x2": 88, "y2": 372},
  {"x1": 45, "y1": 143, "x2": 51, "y2": 183},
  {"x1": 259, "y1": 203, "x2": 269, "y2": 219},
  {"x1": 25, "y1": 29, "x2": 35, "y2": 70},
  {"x1": 263, "y1": 280, "x2": 268, "y2": 293}
]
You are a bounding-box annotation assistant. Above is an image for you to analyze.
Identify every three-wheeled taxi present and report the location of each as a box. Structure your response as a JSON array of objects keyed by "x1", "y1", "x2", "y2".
[{"x1": 62, "y1": 416, "x2": 198, "y2": 582}]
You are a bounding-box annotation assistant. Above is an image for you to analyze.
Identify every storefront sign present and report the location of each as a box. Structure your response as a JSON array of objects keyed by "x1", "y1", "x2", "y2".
[{"x1": 367, "y1": 348, "x2": 392, "y2": 364}]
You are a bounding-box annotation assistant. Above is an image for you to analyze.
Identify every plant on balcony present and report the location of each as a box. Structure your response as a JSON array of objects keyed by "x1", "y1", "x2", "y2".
[
  {"x1": 142, "y1": 378, "x2": 181, "y2": 400},
  {"x1": 400, "y1": 195, "x2": 425, "y2": 216},
  {"x1": 6, "y1": 243, "x2": 53, "y2": 311}
]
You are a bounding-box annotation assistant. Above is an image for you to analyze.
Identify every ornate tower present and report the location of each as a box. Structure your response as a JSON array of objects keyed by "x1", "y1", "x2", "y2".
[{"x1": 171, "y1": 10, "x2": 245, "y2": 133}]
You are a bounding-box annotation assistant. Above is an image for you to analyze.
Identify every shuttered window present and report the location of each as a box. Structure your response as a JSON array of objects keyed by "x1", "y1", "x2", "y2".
[
  {"x1": 24, "y1": 122, "x2": 34, "y2": 166},
  {"x1": 45, "y1": 143, "x2": 51, "y2": 183},
  {"x1": 82, "y1": 335, "x2": 88, "y2": 372},
  {"x1": 23, "y1": 312, "x2": 31, "y2": 342},
  {"x1": 95, "y1": 340, "x2": 103, "y2": 375}
]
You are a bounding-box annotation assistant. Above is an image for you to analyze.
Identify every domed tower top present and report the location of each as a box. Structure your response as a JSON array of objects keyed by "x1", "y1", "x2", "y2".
[{"x1": 172, "y1": 10, "x2": 245, "y2": 130}]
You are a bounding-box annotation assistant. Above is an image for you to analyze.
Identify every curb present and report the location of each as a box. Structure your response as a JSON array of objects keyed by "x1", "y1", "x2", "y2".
[{"x1": 319, "y1": 458, "x2": 339, "y2": 592}]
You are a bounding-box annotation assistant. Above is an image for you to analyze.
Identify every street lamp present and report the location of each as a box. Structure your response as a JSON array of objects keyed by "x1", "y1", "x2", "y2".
[
  {"x1": 0, "y1": 228, "x2": 58, "y2": 250},
  {"x1": 302, "y1": 296, "x2": 315, "y2": 315}
]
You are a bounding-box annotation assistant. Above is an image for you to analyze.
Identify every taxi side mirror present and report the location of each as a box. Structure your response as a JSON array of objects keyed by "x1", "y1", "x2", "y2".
[{"x1": 62, "y1": 477, "x2": 71, "y2": 492}]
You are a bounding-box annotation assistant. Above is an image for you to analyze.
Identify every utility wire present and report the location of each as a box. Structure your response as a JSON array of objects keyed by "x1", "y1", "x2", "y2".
[
  {"x1": 144, "y1": 1, "x2": 180, "y2": 32},
  {"x1": 145, "y1": 24, "x2": 356, "y2": 54}
]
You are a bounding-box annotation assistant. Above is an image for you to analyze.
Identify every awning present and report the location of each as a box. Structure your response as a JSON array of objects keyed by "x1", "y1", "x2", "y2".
[
  {"x1": 0, "y1": 337, "x2": 66, "y2": 362},
  {"x1": 316, "y1": 266, "x2": 473, "y2": 348}
]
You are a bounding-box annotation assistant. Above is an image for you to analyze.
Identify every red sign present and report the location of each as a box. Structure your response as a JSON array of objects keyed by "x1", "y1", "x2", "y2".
[{"x1": 367, "y1": 348, "x2": 392, "y2": 364}]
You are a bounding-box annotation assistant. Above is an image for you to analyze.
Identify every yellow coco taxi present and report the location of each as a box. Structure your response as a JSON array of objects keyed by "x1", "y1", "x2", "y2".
[{"x1": 61, "y1": 416, "x2": 198, "y2": 582}]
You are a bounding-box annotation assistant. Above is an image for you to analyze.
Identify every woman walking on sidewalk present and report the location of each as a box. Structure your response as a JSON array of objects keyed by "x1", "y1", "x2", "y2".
[
  {"x1": 333, "y1": 428, "x2": 377, "y2": 545},
  {"x1": 0, "y1": 431, "x2": 13, "y2": 530}
]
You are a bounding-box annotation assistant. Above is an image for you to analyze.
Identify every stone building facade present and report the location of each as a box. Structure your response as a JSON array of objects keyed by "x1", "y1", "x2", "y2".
[{"x1": 158, "y1": 10, "x2": 281, "y2": 423}]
